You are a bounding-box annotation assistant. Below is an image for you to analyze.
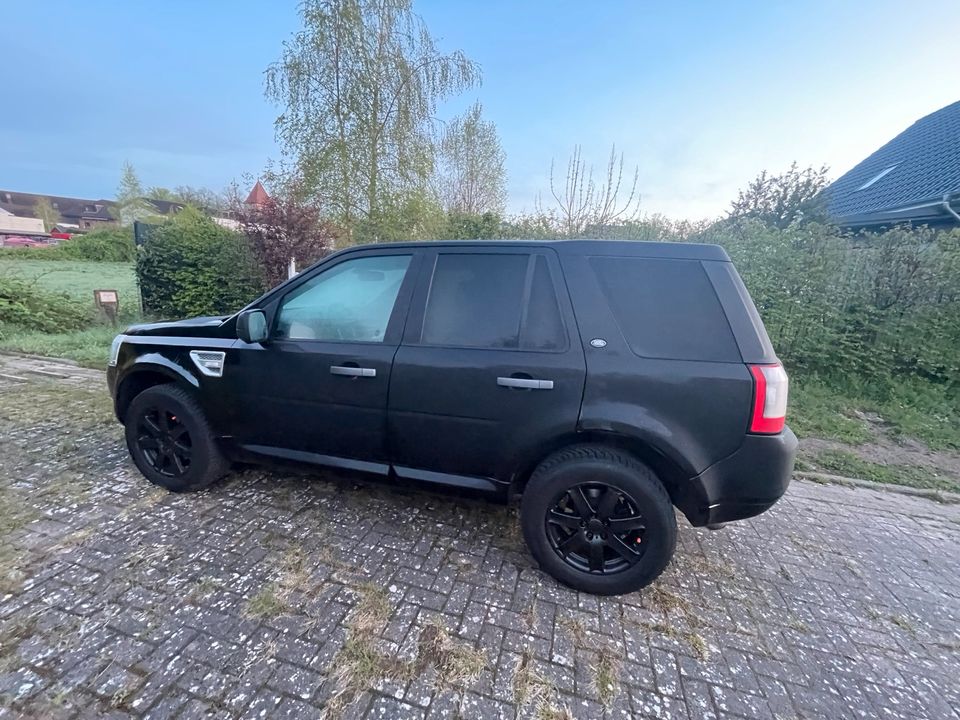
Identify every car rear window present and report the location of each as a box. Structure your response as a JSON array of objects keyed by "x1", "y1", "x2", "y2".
[{"x1": 589, "y1": 256, "x2": 741, "y2": 362}]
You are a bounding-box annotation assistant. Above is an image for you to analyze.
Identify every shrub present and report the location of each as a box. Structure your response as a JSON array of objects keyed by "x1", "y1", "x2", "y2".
[
  {"x1": 230, "y1": 185, "x2": 336, "y2": 286},
  {"x1": 0, "y1": 277, "x2": 91, "y2": 336},
  {"x1": 56, "y1": 227, "x2": 137, "y2": 262},
  {"x1": 440, "y1": 211, "x2": 502, "y2": 239},
  {"x1": 136, "y1": 208, "x2": 265, "y2": 318}
]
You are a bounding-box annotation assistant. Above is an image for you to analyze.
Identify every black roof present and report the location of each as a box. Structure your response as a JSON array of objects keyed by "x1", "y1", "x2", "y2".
[
  {"x1": 335, "y1": 239, "x2": 730, "y2": 262},
  {"x1": 825, "y1": 100, "x2": 960, "y2": 228}
]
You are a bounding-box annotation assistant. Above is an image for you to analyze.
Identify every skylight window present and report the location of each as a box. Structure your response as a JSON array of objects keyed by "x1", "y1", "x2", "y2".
[{"x1": 856, "y1": 164, "x2": 898, "y2": 191}]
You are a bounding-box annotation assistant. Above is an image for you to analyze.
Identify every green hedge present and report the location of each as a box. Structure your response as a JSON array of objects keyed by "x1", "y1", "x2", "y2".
[
  {"x1": 0, "y1": 227, "x2": 136, "y2": 262},
  {"x1": 136, "y1": 208, "x2": 265, "y2": 318},
  {"x1": 58, "y1": 227, "x2": 137, "y2": 262},
  {"x1": 709, "y1": 221, "x2": 960, "y2": 390}
]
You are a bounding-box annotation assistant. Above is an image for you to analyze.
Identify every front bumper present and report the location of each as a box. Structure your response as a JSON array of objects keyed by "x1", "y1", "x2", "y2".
[
  {"x1": 675, "y1": 427, "x2": 798, "y2": 526},
  {"x1": 106, "y1": 365, "x2": 118, "y2": 398}
]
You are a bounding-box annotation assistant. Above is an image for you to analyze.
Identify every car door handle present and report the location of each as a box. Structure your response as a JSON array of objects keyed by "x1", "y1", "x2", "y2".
[
  {"x1": 330, "y1": 365, "x2": 376, "y2": 378},
  {"x1": 497, "y1": 377, "x2": 554, "y2": 390}
]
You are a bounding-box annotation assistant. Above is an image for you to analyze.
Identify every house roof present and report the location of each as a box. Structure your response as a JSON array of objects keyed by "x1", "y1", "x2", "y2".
[
  {"x1": 245, "y1": 180, "x2": 270, "y2": 205},
  {"x1": 0, "y1": 191, "x2": 117, "y2": 223},
  {"x1": 825, "y1": 100, "x2": 960, "y2": 227},
  {"x1": 146, "y1": 198, "x2": 186, "y2": 215},
  {"x1": 0, "y1": 190, "x2": 184, "y2": 223}
]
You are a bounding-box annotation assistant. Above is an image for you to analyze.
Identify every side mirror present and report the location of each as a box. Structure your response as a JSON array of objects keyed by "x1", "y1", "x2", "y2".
[{"x1": 237, "y1": 309, "x2": 269, "y2": 344}]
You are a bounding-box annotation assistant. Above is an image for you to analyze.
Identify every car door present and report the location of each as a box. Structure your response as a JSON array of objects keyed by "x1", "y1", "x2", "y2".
[
  {"x1": 388, "y1": 246, "x2": 586, "y2": 486},
  {"x1": 227, "y1": 249, "x2": 421, "y2": 471}
]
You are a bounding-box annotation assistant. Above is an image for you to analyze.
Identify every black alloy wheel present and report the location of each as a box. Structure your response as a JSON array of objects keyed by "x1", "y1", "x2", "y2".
[
  {"x1": 545, "y1": 482, "x2": 647, "y2": 574},
  {"x1": 124, "y1": 384, "x2": 228, "y2": 492},
  {"x1": 135, "y1": 405, "x2": 193, "y2": 478},
  {"x1": 521, "y1": 445, "x2": 677, "y2": 595}
]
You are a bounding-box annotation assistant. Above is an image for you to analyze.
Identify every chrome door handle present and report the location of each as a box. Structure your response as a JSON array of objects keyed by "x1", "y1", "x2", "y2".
[
  {"x1": 497, "y1": 377, "x2": 554, "y2": 390},
  {"x1": 330, "y1": 365, "x2": 376, "y2": 378}
]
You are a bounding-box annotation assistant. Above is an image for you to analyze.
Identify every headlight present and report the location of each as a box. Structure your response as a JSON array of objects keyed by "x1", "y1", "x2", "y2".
[{"x1": 108, "y1": 335, "x2": 125, "y2": 366}]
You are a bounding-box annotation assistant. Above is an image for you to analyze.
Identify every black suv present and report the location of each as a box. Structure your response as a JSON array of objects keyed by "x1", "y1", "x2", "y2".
[{"x1": 108, "y1": 240, "x2": 796, "y2": 595}]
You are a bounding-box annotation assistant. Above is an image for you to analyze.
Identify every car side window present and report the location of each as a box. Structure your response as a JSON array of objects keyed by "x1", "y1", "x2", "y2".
[
  {"x1": 520, "y1": 254, "x2": 566, "y2": 351},
  {"x1": 275, "y1": 254, "x2": 412, "y2": 342},
  {"x1": 589, "y1": 256, "x2": 741, "y2": 361},
  {"x1": 420, "y1": 253, "x2": 566, "y2": 350}
]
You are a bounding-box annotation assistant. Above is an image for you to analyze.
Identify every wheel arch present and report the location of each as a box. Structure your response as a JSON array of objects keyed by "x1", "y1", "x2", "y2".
[
  {"x1": 511, "y1": 431, "x2": 702, "y2": 518},
  {"x1": 115, "y1": 357, "x2": 199, "y2": 422}
]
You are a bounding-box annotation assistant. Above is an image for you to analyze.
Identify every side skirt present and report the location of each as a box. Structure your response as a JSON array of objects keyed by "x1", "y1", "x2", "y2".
[{"x1": 233, "y1": 442, "x2": 507, "y2": 496}]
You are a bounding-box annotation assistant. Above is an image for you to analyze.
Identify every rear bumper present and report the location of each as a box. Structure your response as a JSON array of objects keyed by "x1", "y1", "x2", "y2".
[{"x1": 675, "y1": 427, "x2": 798, "y2": 526}]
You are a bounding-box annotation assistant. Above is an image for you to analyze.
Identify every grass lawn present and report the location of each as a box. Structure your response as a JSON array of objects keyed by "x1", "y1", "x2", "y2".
[
  {"x1": 0, "y1": 326, "x2": 121, "y2": 369},
  {"x1": 791, "y1": 376, "x2": 960, "y2": 494},
  {"x1": 0, "y1": 257, "x2": 140, "y2": 368},
  {"x1": 790, "y1": 377, "x2": 960, "y2": 451},
  {"x1": 811, "y1": 448, "x2": 960, "y2": 494},
  {"x1": 0, "y1": 258, "x2": 139, "y2": 309}
]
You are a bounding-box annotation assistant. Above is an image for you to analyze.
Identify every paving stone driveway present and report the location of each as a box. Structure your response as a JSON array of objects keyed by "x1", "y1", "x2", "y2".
[{"x1": 1, "y1": 354, "x2": 958, "y2": 720}]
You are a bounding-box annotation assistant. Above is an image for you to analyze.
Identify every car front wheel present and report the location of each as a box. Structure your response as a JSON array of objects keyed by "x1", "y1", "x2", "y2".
[
  {"x1": 124, "y1": 384, "x2": 228, "y2": 492},
  {"x1": 521, "y1": 446, "x2": 677, "y2": 595}
]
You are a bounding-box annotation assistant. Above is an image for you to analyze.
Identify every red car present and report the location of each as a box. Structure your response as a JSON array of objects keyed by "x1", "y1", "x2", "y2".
[{"x1": 2, "y1": 236, "x2": 50, "y2": 248}]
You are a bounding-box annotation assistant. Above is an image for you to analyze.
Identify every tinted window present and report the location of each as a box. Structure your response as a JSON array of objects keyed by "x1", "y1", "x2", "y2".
[
  {"x1": 590, "y1": 257, "x2": 740, "y2": 361},
  {"x1": 276, "y1": 254, "x2": 411, "y2": 342},
  {"x1": 520, "y1": 255, "x2": 566, "y2": 350},
  {"x1": 422, "y1": 254, "x2": 527, "y2": 348}
]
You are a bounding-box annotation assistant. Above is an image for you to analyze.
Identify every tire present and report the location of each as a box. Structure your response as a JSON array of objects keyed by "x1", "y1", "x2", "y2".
[
  {"x1": 124, "y1": 384, "x2": 229, "y2": 492},
  {"x1": 520, "y1": 445, "x2": 677, "y2": 595}
]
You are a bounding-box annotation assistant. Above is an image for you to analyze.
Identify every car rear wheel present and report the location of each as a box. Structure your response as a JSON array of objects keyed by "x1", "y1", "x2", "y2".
[
  {"x1": 124, "y1": 384, "x2": 228, "y2": 492},
  {"x1": 521, "y1": 445, "x2": 677, "y2": 595}
]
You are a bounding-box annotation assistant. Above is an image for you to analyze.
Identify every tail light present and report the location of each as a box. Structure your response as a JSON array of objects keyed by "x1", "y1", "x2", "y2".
[{"x1": 749, "y1": 364, "x2": 789, "y2": 433}]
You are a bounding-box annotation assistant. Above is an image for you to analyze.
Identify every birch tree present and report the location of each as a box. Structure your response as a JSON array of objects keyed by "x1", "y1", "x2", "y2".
[
  {"x1": 434, "y1": 102, "x2": 506, "y2": 215},
  {"x1": 265, "y1": 0, "x2": 480, "y2": 230}
]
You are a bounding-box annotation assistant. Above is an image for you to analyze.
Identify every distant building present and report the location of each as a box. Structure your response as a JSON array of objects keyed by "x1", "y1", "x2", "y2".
[
  {"x1": 0, "y1": 206, "x2": 44, "y2": 234},
  {"x1": 0, "y1": 190, "x2": 188, "y2": 234},
  {"x1": 245, "y1": 180, "x2": 271, "y2": 207},
  {"x1": 0, "y1": 191, "x2": 118, "y2": 231},
  {"x1": 1, "y1": 182, "x2": 268, "y2": 240},
  {"x1": 826, "y1": 100, "x2": 960, "y2": 229},
  {"x1": 214, "y1": 180, "x2": 270, "y2": 231}
]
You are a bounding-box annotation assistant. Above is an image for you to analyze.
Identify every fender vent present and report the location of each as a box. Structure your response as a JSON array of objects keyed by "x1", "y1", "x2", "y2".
[{"x1": 189, "y1": 350, "x2": 226, "y2": 378}]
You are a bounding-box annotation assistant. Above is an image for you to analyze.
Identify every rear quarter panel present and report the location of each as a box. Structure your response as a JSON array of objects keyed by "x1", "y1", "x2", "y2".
[{"x1": 560, "y1": 253, "x2": 753, "y2": 477}]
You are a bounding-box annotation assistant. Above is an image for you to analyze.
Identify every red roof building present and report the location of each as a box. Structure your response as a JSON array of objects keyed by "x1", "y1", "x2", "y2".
[{"x1": 245, "y1": 180, "x2": 270, "y2": 206}]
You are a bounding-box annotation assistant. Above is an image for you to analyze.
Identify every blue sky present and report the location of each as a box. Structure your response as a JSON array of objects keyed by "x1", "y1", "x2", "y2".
[{"x1": 3, "y1": 1, "x2": 959, "y2": 219}]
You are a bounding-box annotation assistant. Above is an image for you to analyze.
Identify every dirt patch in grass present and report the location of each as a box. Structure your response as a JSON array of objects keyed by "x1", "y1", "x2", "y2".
[
  {"x1": 805, "y1": 446, "x2": 960, "y2": 493},
  {"x1": 792, "y1": 378, "x2": 960, "y2": 492}
]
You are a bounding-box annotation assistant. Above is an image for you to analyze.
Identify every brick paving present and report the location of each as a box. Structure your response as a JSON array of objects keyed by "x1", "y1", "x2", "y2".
[{"x1": 0, "y1": 353, "x2": 958, "y2": 719}]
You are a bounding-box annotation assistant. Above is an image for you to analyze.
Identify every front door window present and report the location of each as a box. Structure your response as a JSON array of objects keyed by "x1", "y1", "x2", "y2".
[{"x1": 275, "y1": 254, "x2": 412, "y2": 342}]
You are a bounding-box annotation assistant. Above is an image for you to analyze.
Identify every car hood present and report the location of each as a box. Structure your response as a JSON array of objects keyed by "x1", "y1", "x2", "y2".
[{"x1": 125, "y1": 316, "x2": 231, "y2": 338}]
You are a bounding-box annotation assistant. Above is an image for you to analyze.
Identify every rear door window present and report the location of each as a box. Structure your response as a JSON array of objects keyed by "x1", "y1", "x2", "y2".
[
  {"x1": 589, "y1": 256, "x2": 741, "y2": 362},
  {"x1": 420, "y1": 253, "x2": 566, "y2": 350}
]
